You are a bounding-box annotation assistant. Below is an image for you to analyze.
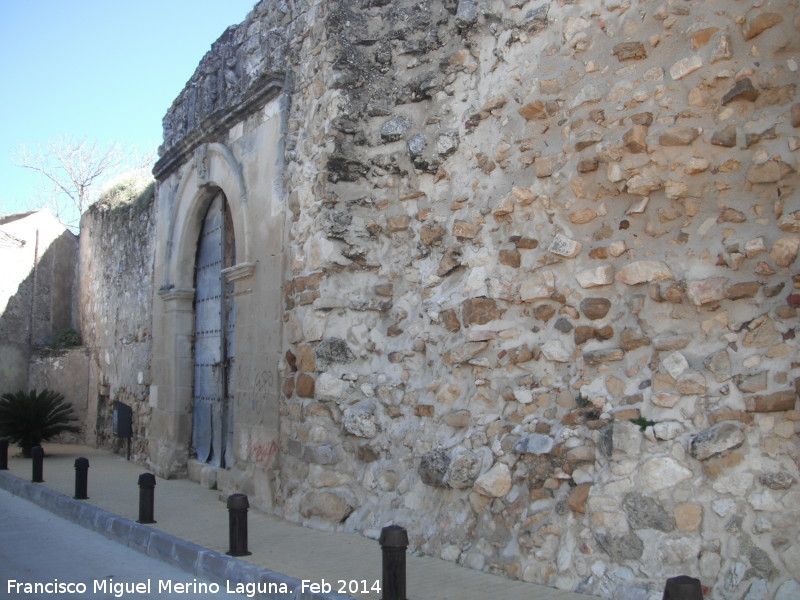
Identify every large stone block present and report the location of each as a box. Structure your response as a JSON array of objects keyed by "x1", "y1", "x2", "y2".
[
  {"x1": 637, "y1": 457, "x2": 692, "y2": 493},
  {"x1": 690, "y1": 422, "x2": 745, "y2": 460},
  {"x1": 299, "y1": 491, "x2": 354, "y2": 522},
  {"x1": 444, "y1": 341, "x2": 488, "y2": 365},
  {"x1": 445, "y1": 449, "x2": 482, "y2": 489},
  {"x1": 616, "y1": 261, "x2": 673, "y2": 285},
  {"x1": 419, "y1": 449, "x2": 451, "y2": 488},
  {"x1": 612, "y1": 420, "x2": 642, "y2": 456},
  {"x1": 548, "y1": 234, "x2": 582, "y2": 258},
  {"x1": 520, "y1": 271, "x2": 556, "y2": 301},
  {"x1": 742, "y1": 12, "x2": 783, "y2": 40},
  {"x1": 623, "y1": 125, "x2": 648, "y2": 153},
  {"x1": 343, "y1": 404, "x2": 378, "y2": 438},
  {"x1": 453, "y1": 221, "x2": 482, "y2": 239},
  {"x1": 380, "y1": 115, "x2": 412, "y2": 142},
  {"x1": 575, "y1": 266, "x2": 614, "y2": 288},
  {"x1": 315, "y1": 338, "x2": 355, "y2": 369},
  {"x1": 623, "y1": 493, "x2": 675, "y2": 532},
  {"x1": 659, "y1": 126, "x2": 702, "y2": 146},
  {"x1": 473, "y1": 462, "x2": 512, "y2": 498},
  {"x1": 462, "y1": 297, "x2": 504, "y2": 325},
  {"x1": 746, "y1": 390, "x2": 796, "y2": 412},
  {"x1": 613, "y1": 42, "x2": 647, "y2": 61},
  {"x1": 568, "y1": 483, "x2": 591, "y2": 514},
  {"x1": 302, "y1": 444, "x2": 338, "y2": 465},
  {"x1": 580, "y1": 297, "x2": 611, "y2": 320},
  {"x1": 513, "y1": 433, "x2": 554, "y2": 455},
  {"x1": 595, "y1": 532, "x2": 644, "y2": 562}
]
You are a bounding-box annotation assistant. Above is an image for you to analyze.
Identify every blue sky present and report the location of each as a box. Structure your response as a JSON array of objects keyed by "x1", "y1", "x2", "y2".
[{"x1": 0, "y1": 0, "x2": 256, "y2": 216}]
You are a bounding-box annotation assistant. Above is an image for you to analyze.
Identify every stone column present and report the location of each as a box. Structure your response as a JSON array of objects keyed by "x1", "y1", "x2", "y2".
[{"x1": 150, "y1": 288, "x2": 195, "y2": 477}]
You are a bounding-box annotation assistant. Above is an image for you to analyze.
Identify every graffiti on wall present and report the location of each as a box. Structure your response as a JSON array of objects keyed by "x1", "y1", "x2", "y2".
[
  {"x1": 241, "y1": 368, "x2": 274, "y2": 411},
  {"x1": 251, "y1": 439, "x2": 278, "y2": 466}
]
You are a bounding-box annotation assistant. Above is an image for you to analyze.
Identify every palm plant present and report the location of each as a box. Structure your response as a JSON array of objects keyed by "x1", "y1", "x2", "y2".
[{"x1": 0, "y1": 389, "x2": 80, "y2": 457}]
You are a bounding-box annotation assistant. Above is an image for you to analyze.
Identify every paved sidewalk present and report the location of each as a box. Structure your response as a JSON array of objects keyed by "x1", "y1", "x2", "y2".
[{"x1": 0, "y1": 444, "x2": 600, "y2": 600}]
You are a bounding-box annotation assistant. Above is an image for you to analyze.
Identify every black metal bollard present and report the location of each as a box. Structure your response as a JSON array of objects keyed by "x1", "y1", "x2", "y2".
[
  {"x1": 663, "y1": 575, "x2": 704, "y2": 600},
  {"x1": 137, "y1": 473, "x2": 157, "y2": 524},
  {"x1": 31, "y1": 446, "x2": 44, "y2": 482},
  {"x1": 226, "y1": 494, "x2": 252, "y2": 557},
  {"x1": 0, "y1": 438, "x2": 8, "y2": 470},
  {"x1": 74, "y1": 457, "x2": 90, "y2": 499},
  {"x1": 379, "y1": 525, "x2": 408, "y2": 600}
]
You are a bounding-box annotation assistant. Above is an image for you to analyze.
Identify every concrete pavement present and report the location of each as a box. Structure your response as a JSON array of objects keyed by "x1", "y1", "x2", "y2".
[
  {"x1": 1, "y1": 488, "x2": 251, "y2": 600},
  {"x1": 0, "y1": 443, "x2": 601, "y2": 600}
]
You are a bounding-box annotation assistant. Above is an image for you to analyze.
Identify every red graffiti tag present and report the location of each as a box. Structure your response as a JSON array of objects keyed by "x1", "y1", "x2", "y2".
[{"x1": 251, "y1": 440, "x2": 278, "y2": 466}]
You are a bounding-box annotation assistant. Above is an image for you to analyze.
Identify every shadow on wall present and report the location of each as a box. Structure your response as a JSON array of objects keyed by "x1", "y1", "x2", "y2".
[{"x1": 0, "y1": 210, "x2": 84, "y2": 431}]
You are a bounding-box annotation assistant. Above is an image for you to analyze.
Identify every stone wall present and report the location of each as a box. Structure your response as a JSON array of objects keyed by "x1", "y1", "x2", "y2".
[
  {"x1": 0, "y1": 211, "x2": 79, "y2": 394},
  {"x1": 28, "y1": 347, "x2": 90, "y2": 444},
  {"x1": 156, "y1": 1, "x2": 800, "y2": 598},
  {"x1": 279, "y1": 1, "x2": 800, "y2": 598},
  {"x1": 78, "y1": 197, "x2": 155, "y2": 461}
]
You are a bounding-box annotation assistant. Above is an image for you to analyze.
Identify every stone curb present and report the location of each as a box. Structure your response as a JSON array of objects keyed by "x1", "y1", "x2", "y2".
[{"x1": 0, "y1": 471, "x2": 357, "y2": 600}]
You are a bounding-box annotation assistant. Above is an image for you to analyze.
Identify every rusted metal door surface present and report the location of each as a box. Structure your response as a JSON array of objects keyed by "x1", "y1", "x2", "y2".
[{"x1": 192, "y1": 193, "x2": 235, "y2": 468}]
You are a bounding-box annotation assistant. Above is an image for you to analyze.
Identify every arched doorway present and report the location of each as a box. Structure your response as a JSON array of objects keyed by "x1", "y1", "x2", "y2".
[
  {"x1": 192, "y1": 191, "x2": 235, "y2": 468},
  {"x1": 151, "y1": 130, "x2": 282, "y2": 489}
]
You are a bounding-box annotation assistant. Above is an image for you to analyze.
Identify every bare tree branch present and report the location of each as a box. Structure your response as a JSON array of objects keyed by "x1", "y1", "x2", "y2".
[{"x1": 14, "y1": 136, "x2": 151, "y2": 231}]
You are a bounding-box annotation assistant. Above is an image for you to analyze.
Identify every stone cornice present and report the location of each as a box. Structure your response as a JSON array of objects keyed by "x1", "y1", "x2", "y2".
[
  {"x1": 152, "y1": 74, "x2": 286, "y2": 181},
  {"x1": 222, "y1": 262, "x2": 256, "y2": 283}
]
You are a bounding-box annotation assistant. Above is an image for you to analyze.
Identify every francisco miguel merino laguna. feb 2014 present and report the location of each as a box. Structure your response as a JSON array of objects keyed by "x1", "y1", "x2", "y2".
[
  {"x1": 7, "y1": 578, "x2": 383, "y2": 598},
  {"x1": 8, "y1": 579, "x2": 226, "y2": 597}
]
